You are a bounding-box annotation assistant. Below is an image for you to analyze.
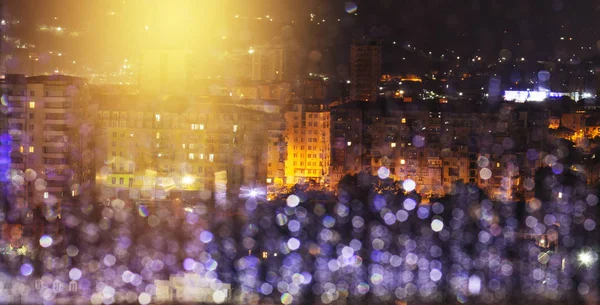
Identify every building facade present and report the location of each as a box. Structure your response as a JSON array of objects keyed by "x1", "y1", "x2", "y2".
[
  {"x1": 284, "y1": 101, "x2": 331, "y2": 186},
  {"x1": 94, "y1": 96, "x2": 269, "y2": 202},
  {"x1": 350, "y1": 39, "x2": 382, "y2": 102},
  {"x1": 2, "y1": 74, "x2": 93, "y2": 214},
  {"x1": 330, "y1": 99, "x2": 552, "y2": 201}
]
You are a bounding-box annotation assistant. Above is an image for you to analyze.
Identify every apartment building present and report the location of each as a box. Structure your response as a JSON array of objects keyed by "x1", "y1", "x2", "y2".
[
  {"x1": 94, "y1": 96, "x2": 268, "y2": 201},
  {"x1": 329, "y1": 99, "x2": 551, "y2": 200},
  {"x1": 1, "y1": 74, "x2": 93, "y2": 213},
  {"x1": 283, "y1": 100, "x2": 331, "y2": 185},
  {"x1": 350, "y1": 39, "x2": 382, "y2": 102}
]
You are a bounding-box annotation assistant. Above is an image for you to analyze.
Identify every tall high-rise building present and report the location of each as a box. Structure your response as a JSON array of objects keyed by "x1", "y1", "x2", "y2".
[
  {"x1": 302, "y1": 78, "x2": 327, "y2": 100},
  {"x1": 1, "y1": 74, "x2": 93, "y2": 231},
  {"x1": 284, "y1": 101, "x2": 331, "y2": 185},
  {"x1": 250, "y1": 45, "x2": 288, "y2": 82},
  {"x1": 350, "y1": 39, "x2": 382, "y2": 102}
]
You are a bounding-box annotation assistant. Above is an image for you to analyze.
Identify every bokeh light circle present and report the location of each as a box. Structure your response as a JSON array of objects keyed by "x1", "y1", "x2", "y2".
[
  {"x1": 377, "y1": 166, "x2": 390, "y2": 179},
  {"x1": 69, "y1": 268, "x2": 82, "y2": 281},
  {"x1": 20, "y1": 263, "x2": 33, "y2": 276},
  {"x1": 344, "y1": 2, "x2": 358, "y2": 13},
  {"x1": 403, "y1": 179, "x2": 416, "y2": 192},
  {"x1": 39, "y1": 235, "x2": 53, "y2": 248},
  {"x1": 431, "y1": 219, "x2": 444, "y2": 232},
  {"x1": 286, "y1": 195, "x2": 300, "y2": 207},
  {"x1": 479, "y1": 168, "x2": 492, "y2": 180},
  {"x1": 138, "y1": 292, "x2": 151, "y2": 305}
]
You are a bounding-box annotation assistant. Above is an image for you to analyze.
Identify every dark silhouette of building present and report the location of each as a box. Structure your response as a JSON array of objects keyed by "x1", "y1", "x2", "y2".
[{"x1": 350, "y1": 39, "x2": 382, "y2": 102}]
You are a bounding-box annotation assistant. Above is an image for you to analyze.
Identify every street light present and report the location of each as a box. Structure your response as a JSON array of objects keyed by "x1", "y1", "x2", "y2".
[
  {"x1": 182, "y1": 175, "x2": 195, "y2": 185},
  {"x1": 577, "y1": 250, "x2": 597, "y2": 267}
]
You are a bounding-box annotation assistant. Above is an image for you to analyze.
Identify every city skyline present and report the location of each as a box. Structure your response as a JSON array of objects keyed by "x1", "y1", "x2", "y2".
[{"x1": 1, "y1": 1, "x2": 600, "y2": 305}]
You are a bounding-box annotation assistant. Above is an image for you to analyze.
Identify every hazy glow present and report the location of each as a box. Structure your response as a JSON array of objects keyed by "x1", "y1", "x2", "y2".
[{"x1": 182, "y1": 175, "x2": 195, "y2": 185}]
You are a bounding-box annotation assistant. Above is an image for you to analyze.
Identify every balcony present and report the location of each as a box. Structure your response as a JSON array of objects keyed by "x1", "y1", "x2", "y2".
[
  {"x1": 44, "y1": 119, "x2": 67, "y2": 125},
  {"x1": 43, "y1": 130, "x2": 68, "y2": 137},
  {"x1": 43, "y1": 124, "x2": 68, "y2": 131},
  {"x1": 43, "y1": 96, "x2": 69, "y2": 102},
  {"x1": 44, "y1": 101, "x2": 70, "y2": 110},
  {"x1": 45, "y1": 185, "x2": 68, "y2": 192},
  {"x1": 43, "y1": 152, "x2": 69, "y2": 159},
  {"x1": 6, "y1": 101, "x2": 24, "y2": 108},
  {"x1": 43, "y1": 146, "x2": 68, "y2": 154},
  {"x1": 43, "y1": 141, "x2": 67, "y2": 147},
  {"x1": 7, "y1": 96, "x2": 27, "y2": 102}
]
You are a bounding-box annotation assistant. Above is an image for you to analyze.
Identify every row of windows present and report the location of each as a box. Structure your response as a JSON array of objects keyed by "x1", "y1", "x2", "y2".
[
  {"x1": 291, "y1": 129, "x2": 327, "y2": 136},
  {"x1": 2, "y1": 90, "x2": 69, "y2": 97},
  {"x1": 293, "y1": 161, "x2": 324, "y2": 167},
  {"x1": 292, "y1": 153, "x2": 323, "y2": 159},
  {"x1": 306, "y1": 113, "x2": 329, "y2": 119},
  {"x1": 188, "y1": 153, "x2": 214, "y2": 162},
  {"x1": 294, "y1": 169, "x2": 321, "y2": 175},
  {"x1": 290, "y1": 138, "x2": 323, "y2": 143},
  {"x1": 291, "y1": 145, "x2": 328, "y2": 151},
  {"x1": 111, "y1": 177, "x2": 134, "y2": 187}
]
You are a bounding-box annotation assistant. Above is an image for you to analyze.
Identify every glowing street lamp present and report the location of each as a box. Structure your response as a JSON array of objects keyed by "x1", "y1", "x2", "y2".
[
  {"x1": 240, "y1": 186, "x2": 265, "y2": 199},
  {"x1": 577, "y1": 249, "x2": 597, "y2": 267},
  {"x1": 181, "y1": 175, "x2": 195, "y2": 185}
]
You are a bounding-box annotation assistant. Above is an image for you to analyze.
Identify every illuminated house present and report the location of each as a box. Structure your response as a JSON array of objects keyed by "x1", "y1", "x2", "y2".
[
  {"x1": 94, "y1": 96, "x2": 268, "y2": 201},
  {"x1": 284, "y1": 100, "x2": 331, "y2": 185}
]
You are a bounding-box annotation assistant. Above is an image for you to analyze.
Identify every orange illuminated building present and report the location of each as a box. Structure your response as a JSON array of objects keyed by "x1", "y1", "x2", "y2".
[{"x1": 284, "y1": 101, "x2": 331, "y2": 185}]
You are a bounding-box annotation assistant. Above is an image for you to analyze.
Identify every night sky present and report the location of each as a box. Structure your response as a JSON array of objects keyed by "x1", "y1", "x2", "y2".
[{"x1": 2, "y1": 0, "x2": 600, "y2": 76}]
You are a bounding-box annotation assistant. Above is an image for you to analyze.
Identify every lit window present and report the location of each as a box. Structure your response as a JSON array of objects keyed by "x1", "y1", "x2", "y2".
[
  {"x1": 191, "y1": 124, "x2": 205, "y2": 130},
  {"x1": 155, "y1": 114, "x2": 161, "y2": 122},
  {"x1": 391, "y1": 142, "x2": 396, "y2": 148},
  {"x1": 156, "y1": 132, "x2": 160, "y2": 139},
  {"x1": 43, "y1": 192, "x2": 49, "y2": 199},
  {"x1": 400, "y1": 159, "x2": 406, "y2": 165},
  {"x1": 233, "y1": 125, "x2": 238, "y2": 132},
  {"x1": 401, "y1": 118, "x2": 406, "y2": 123},
  {"x1": 496, "y1": 162, "x2": 500, "y2": 168},
  {"x1": 188, "y1": 153, "x2": 194, "y2": 160},
  {"x1": 209, "y1": 154, "x2": 214, "y2": 162},
  {"x1": 29, "y1": 101, "x2": 35, "y2": 108},
  {"x1": 200, "y1": 154, "x2": 204, "y2": 159},
  {"x1": 182, "y1": 144, "x2": 186, "y2": 149},
  {"x1": 347, "y1": 141, "x2": 352, "y2": 146},
  {"x1": 20, "y1": 145, "x2": 24, "y2": 153},
  {"x1": 29, "y1": 146, "x2": 34, "y2": 153},
  {"x1": 266, "y1": 178, "x2": 272, "y2": 183}
]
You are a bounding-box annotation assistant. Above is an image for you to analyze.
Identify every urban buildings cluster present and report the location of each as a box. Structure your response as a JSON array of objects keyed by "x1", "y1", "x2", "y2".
[
  {"x1": 3, "y1": 39, "x2": 600, "y2": 225},
  {"x1": 1, "y1": 35, "x2": 600, "y2": 304}
]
